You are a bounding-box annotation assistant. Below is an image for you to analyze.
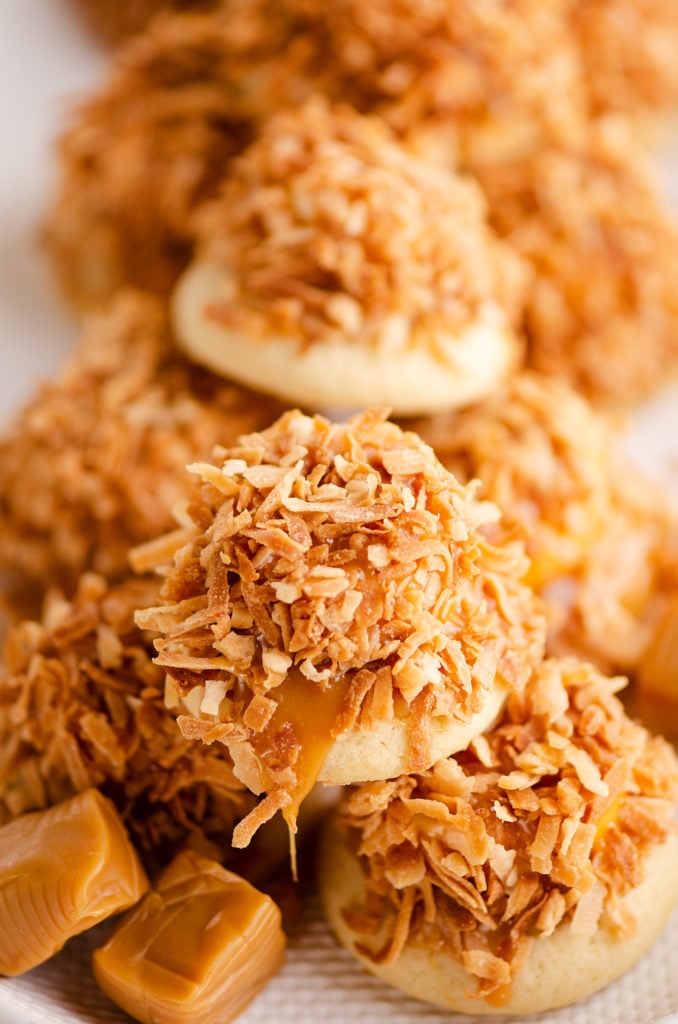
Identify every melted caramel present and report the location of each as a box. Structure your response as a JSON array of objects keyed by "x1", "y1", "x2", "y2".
[
  {"x1": 521, "y1": 501, "x2": 606, "y2": 592},
  {"x1": 628, "y1": 689, "x2": 678, "y2": 746},
  {"x1": 484, "y1": 982, "x2": 513, "y2": 1008},
  {"x1": 593, "y1": 794, "x2": 625, "y2": 846},
  {"x1": 522, "y1": 549, "x2": 566, "y2": 592},
  {"x1": 475, "y1": 925, "x2": 514, "y2": 1008},
  {"x1": 253, "y1": 668, "x2": 348, "y2": 831},
  {"x1": 0, "y1": 788, "x2": 149, "y2": 976},
  {"x1": 636, "y1": 596, "x2": 678, "y2": 732},
  {"x1": 93, "y1": 849, "x2": 285, "y2": 1024}
]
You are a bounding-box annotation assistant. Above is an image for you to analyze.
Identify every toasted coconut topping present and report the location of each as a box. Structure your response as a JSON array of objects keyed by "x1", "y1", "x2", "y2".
[
  {"x1": 236, "y1": 0, "x2": 587, "y2": 169},
  {"x1": 336, "y1": 657, "x2": 678, "y2": 999},
  {"x1": 406, "y1": 371, "x2": 678, "y2": 679},
  {"x1": 0, "y1": 291, "x2": 282, "y2": 594},
  {"x1": 70, "y1": 0, "x2": 211, "y2": 45},
  {"x1": 634, "y1": 579, "x2": 678, "y2": 734},
  {"x1": 407, "y1": 372, "x2": 614, "y2": 590},
  {"x1": 0, "y1": 573, "x2": 254, "y2": 864},
  {"x1": 475, "y1": 131, "x2": 678, "y2": 406},
  {"x1": 546, "y1": 468, "x2": 678, "y2": 677},
  {"x1": 43, "y1": 12, "x2": 263, "y2": 306},
  {"x1": 571, "y1": 0, "x2": 678, "y2": 123},
  {"x1": 137, "y1": 409, "x2": 545, "y2": 841},
  {"x1": 193, "y1": 98, "x2": 527, "y2": 350},
  {"x1": 44, "y1": 0, "x2": 583, "y2": 311}
]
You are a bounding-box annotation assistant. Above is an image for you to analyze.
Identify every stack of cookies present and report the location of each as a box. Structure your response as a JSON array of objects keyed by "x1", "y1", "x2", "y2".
[{"x1": 1, "y1": 0, "x2": 678, "y2": 1019}]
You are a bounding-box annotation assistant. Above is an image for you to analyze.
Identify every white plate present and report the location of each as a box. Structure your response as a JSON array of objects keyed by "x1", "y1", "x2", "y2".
[{"x1": 1, "y1": 2, "x2": 678, "y2": 1022}]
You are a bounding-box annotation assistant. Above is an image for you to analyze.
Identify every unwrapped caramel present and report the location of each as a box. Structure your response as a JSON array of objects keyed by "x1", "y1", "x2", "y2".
[
  {"x1": 93, "y1": 849, "x2": 286, "y2": 1024},
  {"x1": 0, "y1": 788, "x2": 149, "y2": 976}
]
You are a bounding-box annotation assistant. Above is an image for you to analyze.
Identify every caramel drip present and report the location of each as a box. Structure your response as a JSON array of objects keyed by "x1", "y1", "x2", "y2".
[
  {"x1": 484, "y1": 982, "x2": 513, "y2": 1009},
  {"x1": 253, "y1": 668, "x2": 349, "y2": 832},
  {"x1": 593, "y1": 794, "x2": 625, "y2": 846},
  {"x1": 637, "y1": 595, "x2": 678, "y2": 710}
]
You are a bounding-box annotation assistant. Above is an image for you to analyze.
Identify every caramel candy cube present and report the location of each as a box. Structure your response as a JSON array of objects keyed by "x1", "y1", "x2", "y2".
[
  {"x1": 0, "y1": 788, "x2": 149, "y2": 976},
  {"x1": 93, "y1": 849, "x2": 286, "y2": 1024}
]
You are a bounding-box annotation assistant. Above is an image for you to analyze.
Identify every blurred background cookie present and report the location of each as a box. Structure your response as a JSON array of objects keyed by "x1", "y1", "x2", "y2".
[
  {"x1": 174, "y1": 100, "x2": 527, "y2": 415},
  {"x1": 0, "y1": 291, "x2": 282, "y2": 598}
]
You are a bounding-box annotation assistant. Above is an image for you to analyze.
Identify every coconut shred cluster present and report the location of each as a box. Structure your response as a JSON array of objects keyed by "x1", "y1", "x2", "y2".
[
  {"x1": 0, "y1": 292, "x2": 282, "y2": 599},
  {"x1": 407, "y1": 371, "x2": 678, "y2": 684},
  {"x1": 50, "y1": 0, "x2": 585, "y2": 312},
  {"x1": 44, "y1": 11, "x2": 267, "y2": 306},
  {"x1": 46, "y1": 0, "x2": 678, "y2": 410},
  {"x1": 474, "y1": 133, "x2": 678, "y2": 406},
  {"x1": 188, "y1": 100, "x2": 525, "y2": 350},
  {"x1": 408, "y1": 372, "x2": 614, "y2": 591},
  {"x1": 0, "y1": 573, "x2": 254, "y2": 863},
  {"x1": 331, "y1": 658, "x2": 678, "y2": 998},
  {"x1": 1, "y1": 0, "x2": 678, "y2": 1017},
  {"x1": 71, "y1": 0, "x2": 678, "y2": 137},
  {"x1": 135, "y1": 409, "x2": 545, "y2": 846},
  {"x1": 571, "y1": 0, "x2": 678, "y2": 124},
  {"x1": 173, "y1": 99, "x2": 526, "y2": 413}
]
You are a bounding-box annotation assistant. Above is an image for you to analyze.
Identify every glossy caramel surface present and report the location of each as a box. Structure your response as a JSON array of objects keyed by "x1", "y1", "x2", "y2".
[
  {"x1": 0, "y1": 788, "x2": 149, "y2": 976},
  {"x1": 93, "y1": 848, "x2": 286, "y2": 1024}
]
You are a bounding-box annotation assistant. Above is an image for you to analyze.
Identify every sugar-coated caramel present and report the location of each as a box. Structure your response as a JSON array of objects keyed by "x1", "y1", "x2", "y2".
[
  {"x1": 0, "y1": 788, "x2": 149, "y2": 976},
  {"x1": 93, "y1": 849, "x2": 286, "y2": 1024}
]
